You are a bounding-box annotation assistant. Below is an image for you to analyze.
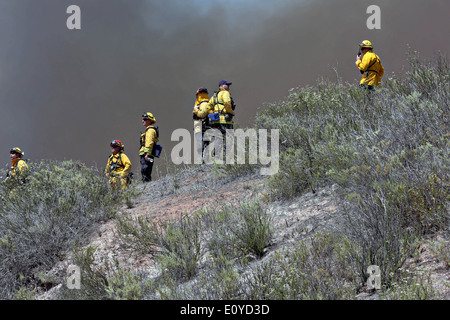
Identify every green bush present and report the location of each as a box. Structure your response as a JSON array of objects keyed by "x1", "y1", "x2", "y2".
[
  {"x1": 116, "y1": 215, "x2": 161, "y2": 255},
  {"x1": 57, "y1": 246, "x2": 152, "y2": 300},
  {"x1": 265, "y1": 148, "x2": 317, "y2": 199},
  {"x1": 204, "y1": 200, "x2": 272, "y2": 261},
  {"x1": 0, "y1": 160, "x2": 122, "y2": 299},
  {"x1": 226, "y1": 201, "x2": 273, "y2": 259},
  {"x1": 156, "y1": 215, "x2": 202, "y2": 281},
  {"x1": 117, "y1": 213, "x2": 202, "y2": 281},
  {"x1": 243, "y1": 234, "x2": 359, "y2": 300},
  {"x1": 379, "y1": 267, "x2": 440, "y2": 300}
]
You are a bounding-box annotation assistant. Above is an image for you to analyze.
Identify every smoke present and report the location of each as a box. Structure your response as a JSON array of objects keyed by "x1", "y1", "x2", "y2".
[{"x1": 0, "y1": 0, "x2": 449, "y2": 177}]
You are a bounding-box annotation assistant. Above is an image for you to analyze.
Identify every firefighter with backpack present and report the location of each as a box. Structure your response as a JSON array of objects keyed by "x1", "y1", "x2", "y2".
[
  {"x1": 208, "y1": 79, "x2": 236, "y2": 158},
  {"x1": 105, "y1": 139, "x2": 132, "y2": 189},
  {"x1": 139, "y1": 112, "x2": 159, "y2": 182},
  {"x1": 209, "y1": 79, "x2": 236, "y2": 130},
  {"x1": 193, "y1": 87, "x2": 212, "y2": 162},
  {"x1": 356, "y1": 40, "x2": 384, "y2": 91}
]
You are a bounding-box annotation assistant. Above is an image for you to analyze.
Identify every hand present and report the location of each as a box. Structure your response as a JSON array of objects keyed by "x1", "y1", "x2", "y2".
[
  {"x1": 144, "y1": 154, "x2": 150, "y2": 162},
  {"x1": 356, "y1": 55, "x2": 361, "y2": 61}
]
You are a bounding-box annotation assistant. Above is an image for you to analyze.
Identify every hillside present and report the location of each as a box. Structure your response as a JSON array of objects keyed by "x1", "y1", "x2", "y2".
[
  {"x1": 35, "y1": 165, "x2": 448, "y2": 300},
  {"x1": 1, "y1": 51, "x2": 448, "y2": 301}
]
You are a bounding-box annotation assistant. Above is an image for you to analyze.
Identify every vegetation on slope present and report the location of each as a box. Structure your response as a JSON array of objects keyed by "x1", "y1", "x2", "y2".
[
  {"x1": 0, "y1": 160, "x2": 127, "y2": 299},
  {"x1": 254, "y1": 51, "x2": 449, "y2": 291},
  {"x1": 1, "y1": 51, "x2": 448, "y2": 300}
]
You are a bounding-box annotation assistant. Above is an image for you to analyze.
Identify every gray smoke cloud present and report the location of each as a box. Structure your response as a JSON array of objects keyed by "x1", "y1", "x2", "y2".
[{"x1": 1, "y1": 0, "x2": 449, "y2": 177}]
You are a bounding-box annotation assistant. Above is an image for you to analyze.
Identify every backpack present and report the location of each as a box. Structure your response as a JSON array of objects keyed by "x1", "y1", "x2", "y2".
[{"x1": 208, "y1": 91, "x2": 223, "y2": 122}]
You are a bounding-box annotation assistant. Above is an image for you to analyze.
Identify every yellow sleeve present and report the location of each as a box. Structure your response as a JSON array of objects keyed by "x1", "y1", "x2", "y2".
[
  {"x1": 120, "y1": 154, "x2": 132, "y2": 177},
  {"x1": 378, "y1": 61, "x2": 384, "y2": 78},
  {"x1": 208, "y1": 96, "x2": 215, "y2": 110},
  {"x1": 17, "y1": 160, "x2": 29, "y2": 173},
  {"x1": 356, "y1": 53, "x2": 375, "y2": 71},
  {"x1": 220, "y1": 91, "x2": 233, "y2": 114},
  {"x1": 144, "y1": 127, "x2": 157, "y2": 155}
]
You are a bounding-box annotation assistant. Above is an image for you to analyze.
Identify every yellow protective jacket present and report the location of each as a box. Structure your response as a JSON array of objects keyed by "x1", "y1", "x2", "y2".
[
  {"x1": 105, "y1": 152, "x2": 132, "y2": 178},
  {"x1": 193, "y1": 93, "x2": 212, "y2": 119},
  {"x1": 9, "y1": 158, "x2": 29, "y2": 178},
  {"x1": 356, "y1": 50, "x2": 384, "y2": 86},
  {"x1": 139, "y1": 125, "x2": 159, "y2": 157},
  {"x1": 208, "y1": 88, "x2": 234, "y2": 125}
]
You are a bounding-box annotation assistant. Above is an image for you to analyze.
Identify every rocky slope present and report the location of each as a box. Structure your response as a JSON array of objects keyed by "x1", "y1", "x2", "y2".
[{"x1": 39, "y1": 165, "x2": 449, "y2": 300}]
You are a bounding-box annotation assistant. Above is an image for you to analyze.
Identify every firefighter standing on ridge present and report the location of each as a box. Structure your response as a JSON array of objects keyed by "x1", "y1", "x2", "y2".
[
  {"x1": 139, "y1": 112, "x2": 159, "y2": 182},
  {"x1": 193, "y1": 87, "x2": 212, "y2": 162},
  {"x1": 6, "y1": 147, "x2": 29, "y2": 188},
  {"x1": 208, "y1": 79, "x2": 236, "y2": 157},
  {"x1": 105, "y1": 139, "x2": 132, "y2": 189},
  {"x1": 209, "y1": 79, "x2": 235, "y2": 130},
  {"x1": 356, "y1": 40, "x2": 384, "y2": 91}
]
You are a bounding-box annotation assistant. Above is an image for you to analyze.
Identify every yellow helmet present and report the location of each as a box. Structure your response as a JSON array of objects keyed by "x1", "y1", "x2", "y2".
[
  {"x1": 359, "y1": 40, "x2": 373, "y2": 49},
  {"x1": 10, "y1": 147, "x2": 24, "y2": 157},
  {"x1": 142, "y1": 112, "x2": 155, "y2": 122}
]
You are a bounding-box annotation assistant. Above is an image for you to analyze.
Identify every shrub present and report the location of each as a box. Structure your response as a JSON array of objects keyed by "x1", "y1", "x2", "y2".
[
  {"x1": 0, "y1": 160, "x2": 122, "y2": 299},
  {"x1": 242, "y1": 234, "x2": 360, "y2": 300},
  {"x1": 204, "y1": 200, "x2": 273, "y2": 261},
  {"x1": 116, "y1": 215, "x2": 161, "y2": 255},
  {"x1": 117, "y1": 213, "x2": 202, "y2": 281},
  {"x1": 379, "y1": 267, "x2": 440, "y2": 300},
  {"x1": 226, "y1": 201, "x2": 273, "y2": 259},
  {"x1": 57, "y1": 246, "x2": 152, "y2": 300},
  {"x1": 155, "y1": 215, "x2": 202, "y2": 281},
  {"x1": 265, "y1": 148, "x2": 317, "y2": 200}
]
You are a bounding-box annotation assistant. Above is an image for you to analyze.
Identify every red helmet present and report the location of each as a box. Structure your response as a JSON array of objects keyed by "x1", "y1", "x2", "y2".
[{"x1": 110, "y1": 139, "x2": 123, "y2": 149}]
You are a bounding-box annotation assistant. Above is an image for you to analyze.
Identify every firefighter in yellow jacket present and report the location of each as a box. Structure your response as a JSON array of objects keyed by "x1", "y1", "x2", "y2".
[
  {"x1": 193, "y1": 87, "x2": 212, "y2": 123},
  {"x1": 208, "y1": 80, "x2": 236, "y2": 158},
  {"x1": 6, "y1": 147, "x2": 29, "y2": 189},
  {"x1": 356, "y1": 40, "x2": 384, "y2": 90},
  {"x1": 193, "y1": 87, "x2": 212, "y2": 162},
  {"x1": 139, "y1": 112, "x2": 159, "y2": 182},
  {"x1": 105, "y1": 139, "x2": 132, "y2": 189},
  {"x1": 209, "y1": 79, "x2": 235, "y2": 130}
]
